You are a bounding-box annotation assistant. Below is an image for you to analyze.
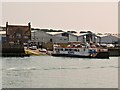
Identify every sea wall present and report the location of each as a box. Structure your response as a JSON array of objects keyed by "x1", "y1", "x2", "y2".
[
  {"x1": 2, "y1": 48, "x2": 29, "y2": 57},
  {"x1": 108, "y1": 48, "x2": 120, "y2": 57}
]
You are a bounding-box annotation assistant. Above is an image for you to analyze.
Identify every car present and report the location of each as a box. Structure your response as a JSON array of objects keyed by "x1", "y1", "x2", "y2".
[
  {"x1": 107, "y1": 44, "x2": 115, "y2": 48},
  {"x1": 29, "y1": 46, "x2": 37, "y2": 50},
  {"x1": 100, "y1": 44, "x2": 107, "y2": 47},
  {"x1": 39, "y1": 48, "x2": 47, "y2": 53}
]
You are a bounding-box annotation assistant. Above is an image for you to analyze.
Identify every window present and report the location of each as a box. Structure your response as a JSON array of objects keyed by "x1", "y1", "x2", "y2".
[
  {"x1": 60, "y1": 49, "x2": 63, "y2": 51},
  {"x1": 50, "y1": 39, "x2": 52, "y2": 42},
  {"x1": 16, "y1": 33, "x2": 21, "y2": 38},
  {"x1": 24, "y1": 36, "x2": 28, "y2": 39},
  {"x1": 62, "y1": 33, "x2": 68, "y2": 37},
  {"x1": 65, "y1": 49, "x2": 68, "y2": 51},
  {"x1": 55, "y1": 48, "x2": 57, "y2": 51},
  {"x1": 74, "y1": 49, "x2": 77, "y2": 52},
  {"x1": 9, "y1": 35, "x2": 13, "y2": 38},
  {"x1": 69, "y1": 49, "x2": 72, "y2": 51}
]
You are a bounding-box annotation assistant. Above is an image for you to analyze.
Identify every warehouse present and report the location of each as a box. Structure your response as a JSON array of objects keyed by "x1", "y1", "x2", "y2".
[{"x1": 98, "y1": 35, "x2": 119, "y2": 44}]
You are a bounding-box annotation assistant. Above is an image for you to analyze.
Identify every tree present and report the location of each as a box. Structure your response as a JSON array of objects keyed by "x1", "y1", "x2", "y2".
[
  {"x1": 67, "y1": 31, "x2": 77, "y2": 33},
  {"x1": 97, "y1": 33, "x2": 103, "y2": 35}
]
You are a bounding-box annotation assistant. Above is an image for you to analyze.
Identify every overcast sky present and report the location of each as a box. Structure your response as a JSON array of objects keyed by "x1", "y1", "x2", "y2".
[{"x1": 2, "y1": 2, "x2": 118, "y2": 33}]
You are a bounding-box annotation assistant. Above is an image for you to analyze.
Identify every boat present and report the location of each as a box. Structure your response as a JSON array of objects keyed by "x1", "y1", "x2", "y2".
[
  {"x1": 52, "y1": 44, "x2": 109, "y2": 59},
  {"x1": 24, "y1": 47, "x2": 48, "y2": 56}
]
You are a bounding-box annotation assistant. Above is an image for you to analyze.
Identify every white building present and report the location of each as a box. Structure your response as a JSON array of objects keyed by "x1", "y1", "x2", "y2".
[
  {"x1": 32, "y1": 30, "x2": 119, "y2": 44},
  {"x1": 98, "y1": 35, "x2": 119, "y2": 44},
  {"x1": 68, "y1": 33, "x2": 78, "y2": 42},
  {"x1": 47, "y1": 32, "x2": 78, "y2": 43},
  {"x1": 78, "y1": 33, "x2": 101, "y2": 43},
  {"x1": 47, "y1": 32, "x2": 68, "y2": 43},
  {"x1": 31, "y1": 30, "x2": 52, "y2": 43}
]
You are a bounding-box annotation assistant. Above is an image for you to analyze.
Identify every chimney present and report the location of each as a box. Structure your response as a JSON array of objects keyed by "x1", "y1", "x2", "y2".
[
  {"x1": 28, "y1": 22, "x2": 31, "y2": 40},
  {"x1": 6, "y1": 22, "x2": 8, "y2": 35},
  {"x1": 6, "y1": 22, "x2": 8, "y2": 27},
  {"x1": 28, "y1": 22, "x2": 31, "y2": 28}
]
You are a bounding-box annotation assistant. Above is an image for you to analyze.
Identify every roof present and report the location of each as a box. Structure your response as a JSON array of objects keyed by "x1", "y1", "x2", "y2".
[
  {"x1": 46, "y1": 32, "x2": 100, "y2": 37},
  {"x1": 79, "y1": 33, "x2": 90, "y2": 36},
  {"x1": 112, "y1": 34, "x2": 120, "y2": 38},
  {"x1": 68, "y1": 33, "x2": 93, "y2": 36},
  {"x1": 97, "y1": 34, "x2": 120, "y2": 38},
  {"x1": 77, "y1": 33, "x2": 101, "y2": 37},
  {"x1": 97, "y1": 35, "x2": 108, "y2": 37},
  {"x1": 47, "y1": 32, "x2": 80, "y2": 37},
  {"x1": 46, "y1": 32, "x2": 64, "y2": 35},
  {"x1": 71, "y1": 33, "x2": 79, "y2": 36},
  {"x1": 31, "y1": 30, "x2": 38, "y2": 33},
  {"x1": 69, "y1": 33, "x2": 78, "y2": 37},
  {"x1": 7, "y1": 25, "x2": 29, "y2": 27}
]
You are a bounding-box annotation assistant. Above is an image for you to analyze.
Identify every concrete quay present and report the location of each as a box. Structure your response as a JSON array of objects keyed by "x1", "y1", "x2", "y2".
[{"x1": 108, "y1": 48, "x2": 120, "y2": 57}]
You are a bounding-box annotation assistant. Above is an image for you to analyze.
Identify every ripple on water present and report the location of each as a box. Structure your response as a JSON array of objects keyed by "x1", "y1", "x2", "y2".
[
  {"x1": 6, "y1": 67, "x2": 38, "y2": 71},
  {"x1": 42, "y1": 67, "x2": 78, "y2": 70},
  {"x1": 5, "y1": 67, "x2": 79, "y2": 71},
  {"x1": 5, "y1": 65, "x2": 118, "y2": 72}
]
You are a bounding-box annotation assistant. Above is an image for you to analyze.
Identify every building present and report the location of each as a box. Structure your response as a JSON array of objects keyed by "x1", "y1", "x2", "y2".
[
  {"x1": 6, "y1": 22, "x2": 31, "y2": 43},
  {"x1": 47, "y1": 32, "x2": 68, "y2": 43},
  {"x1": 2, "y1": 22, "x2": 31, "y2": 49},
  {"x1": 0, "y1": 31, "x2": 6, "y2": 44},
  {"x1": 68, "y1": 33, "x2": 78, "y2": 42},
  {"x1": 32, "y1": 30, "x2": 110, "y2": 44},
  {"x1": 1, "y1": 22, "x2": 31, "y2": 56},
  {"x1": 31, "y1": 30, "x2": 52, "y2": 43},
  {"x1": 0, "y1": 31, "x2": 6, "y2": 53},
  {"x1": 0, "y1": 26, "x2": 6, "y2": 31},
  {"x1": 78, "y1": 32, "x2": 101, "y2": 43},
  {"x1": 98, "y1": 35, "x2": 119, "y2": 44},
  {"x1": 0, "y1": 26, "x2": 3, "y2": 31}
]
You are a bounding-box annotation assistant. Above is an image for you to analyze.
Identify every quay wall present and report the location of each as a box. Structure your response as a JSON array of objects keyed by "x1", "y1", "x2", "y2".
[
  {"x1": 2, "y1": 47, "x2": 29, "y2": 57},
  {"x1": 2, "y1": 48, "x2": 25, "y2": 53},
  {"x1": 1, "y1": 43, "x2": 120, "y2": 57},
  {"x1": 108, "y1": 48, "x2": 120, "y2": 57}
]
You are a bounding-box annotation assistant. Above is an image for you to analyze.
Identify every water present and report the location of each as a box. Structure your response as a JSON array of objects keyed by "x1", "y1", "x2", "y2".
[{"x1": 1, "y1": 56, "x2": 118, "y2": 88}]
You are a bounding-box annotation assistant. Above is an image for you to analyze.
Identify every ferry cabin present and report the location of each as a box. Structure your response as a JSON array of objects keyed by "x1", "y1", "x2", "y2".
[{"x1": 53, "y1": 47, "x2": 97, "y2": 56}]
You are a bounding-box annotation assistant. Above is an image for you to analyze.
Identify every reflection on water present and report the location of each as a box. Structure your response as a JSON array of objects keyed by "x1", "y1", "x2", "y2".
[{"x1": 1, "y1": 56, "x2": 118, "y2": 88}]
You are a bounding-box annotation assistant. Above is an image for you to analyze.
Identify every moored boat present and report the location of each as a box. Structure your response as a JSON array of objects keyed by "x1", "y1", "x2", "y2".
[{"x1": 52, "y1": 44, "x2": 109, "y2": 59}]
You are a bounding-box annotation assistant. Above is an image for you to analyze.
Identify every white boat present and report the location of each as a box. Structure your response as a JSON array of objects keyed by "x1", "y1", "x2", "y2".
[{"x1": 52, "y1": 44, "x2": 109, "y2": 59}]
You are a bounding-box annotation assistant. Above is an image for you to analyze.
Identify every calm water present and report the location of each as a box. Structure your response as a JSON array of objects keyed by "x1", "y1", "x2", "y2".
[{"x1": 1, "y1": 56, "x2": 118, "y2": 88}]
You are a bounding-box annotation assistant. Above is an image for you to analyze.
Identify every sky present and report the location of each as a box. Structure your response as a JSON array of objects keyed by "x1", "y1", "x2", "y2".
[{"x1": 1, "y1": 1, "x2": 118, "y2": 33}]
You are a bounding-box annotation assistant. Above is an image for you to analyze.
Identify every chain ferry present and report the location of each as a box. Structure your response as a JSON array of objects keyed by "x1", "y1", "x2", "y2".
[{"x1": 52, "y1": 44, "x2": 109, "y2": 59}]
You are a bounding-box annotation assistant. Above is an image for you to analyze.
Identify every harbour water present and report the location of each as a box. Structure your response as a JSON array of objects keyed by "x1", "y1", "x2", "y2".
[{"x1": 1, "y1": 56, "x2": 118, "y2": 88}]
